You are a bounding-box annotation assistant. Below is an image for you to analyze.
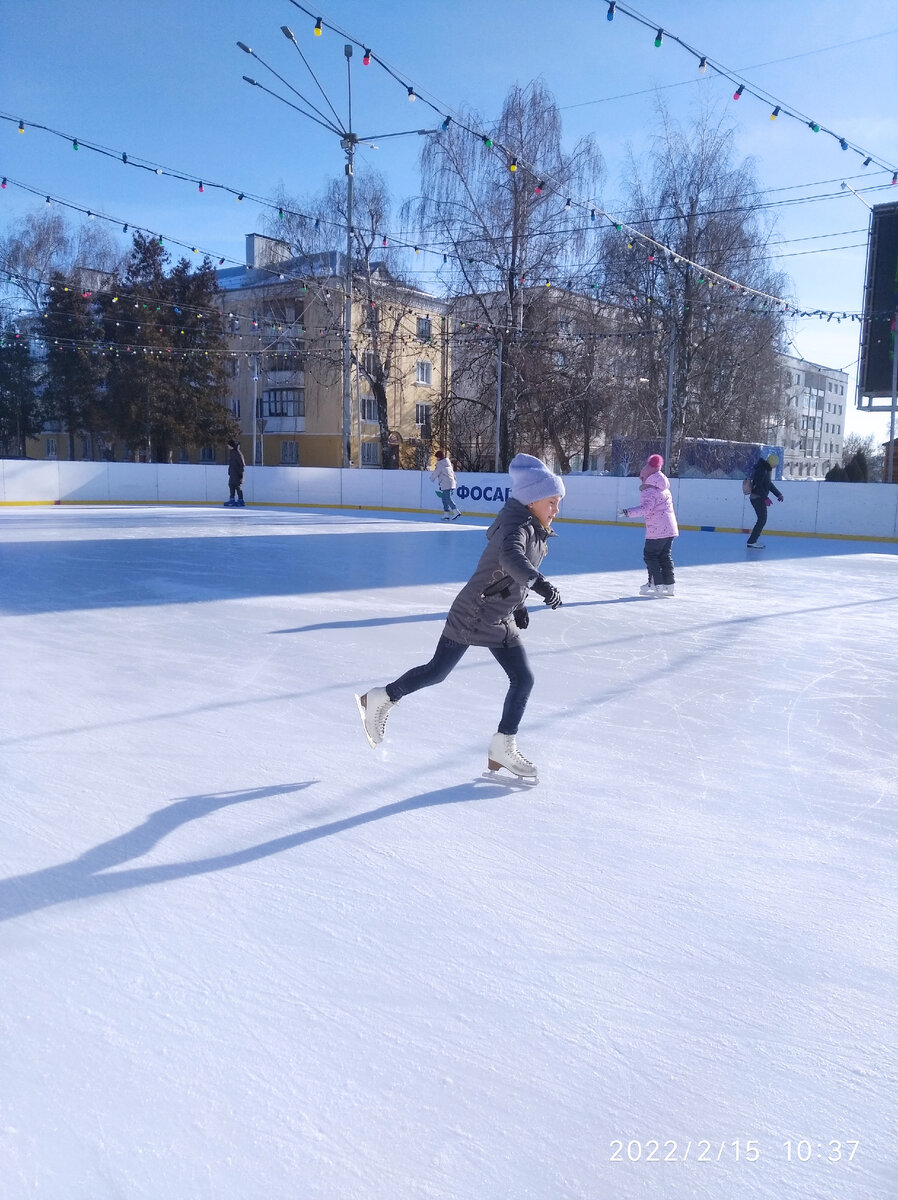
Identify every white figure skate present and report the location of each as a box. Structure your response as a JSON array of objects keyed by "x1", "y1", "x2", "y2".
[
  {"x1": 484, "y1": 733, "x2": 539, "y2": 783},
  {"x1": 355, "y1": 687, "x2": 395, "y2": 748}
]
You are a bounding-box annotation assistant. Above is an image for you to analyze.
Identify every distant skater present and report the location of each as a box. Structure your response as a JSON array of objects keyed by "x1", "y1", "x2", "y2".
[
  {"x1": 746, "y1": 453, "x2": 783, "y2": 548},
  {"x1": 224, "y1": 437, "x2": 246, "y2": 507},
  {"x1": 356, "y1": 454, "x2": 566, "y2": 780},
  {"x1": 430, "y1": 450, "x2": 460, "y2": 520},
  {"x1": 620, "y1": 453, "x2": 679, "y2": 597}
]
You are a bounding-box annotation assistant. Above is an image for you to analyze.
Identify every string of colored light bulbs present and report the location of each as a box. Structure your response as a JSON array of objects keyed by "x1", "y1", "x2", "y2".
[
  {"x1": 3, "y1": 239, "x2": 890, "y2": 345},
  {"x1": 5, "y1": 326, "x2": 668, "y2": 363},
  {"x1": 602, "y1": 1, "x2": 898, "y2": 183},
  {"x1": 2, "y1": 167, "x2": 881, "y2": 327},
  {"x1": 268, "y1": 2, "x2": 898, "y2": 272},
  {"x1": 2, "y1": 97, "x2": 890, "y2": 311},
  {"x1": 2, "y1": 109, "x2": 888, "y2": 237},
  {"x1": 4, "y1": 0, "x2": 897, "y2": 313},
  {"x1": 6, "y1": 291, "x2": 867, "y2": 364},
  {"x1": 10, "y1": 245, "x2": 892, "y2": 341}
]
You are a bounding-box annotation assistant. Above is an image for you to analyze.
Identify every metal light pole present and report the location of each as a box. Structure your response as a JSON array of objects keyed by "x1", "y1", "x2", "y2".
[
  {"x1": 663, "y1": 326, "x2": 675, "y2": 468},
  {"x1": 240, "y1": 32, "x2": 441, "y2": 469},
  {"x1": 341, "y1": 45, "x2": 355, "y2": 469},
  {"x1": 494, "y1": 337, "x2": 503, "y2": 471}
]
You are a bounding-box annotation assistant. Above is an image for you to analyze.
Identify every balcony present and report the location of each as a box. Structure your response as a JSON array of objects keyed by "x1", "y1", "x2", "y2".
[{"x1": 259, "y1": 416, "x2": 305, "y2": 435}]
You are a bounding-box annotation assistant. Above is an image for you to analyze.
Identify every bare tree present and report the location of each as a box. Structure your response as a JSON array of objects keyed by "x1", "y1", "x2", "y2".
[
  {"x1": 414, "y1": 81, "x2": 604, "y2": 469},
  {"x1": 1, "y1": 210, "x2": 124, "y2": 313},
  {"x1": 599, "y1": 103, "x2": 788, "y2": 467}
]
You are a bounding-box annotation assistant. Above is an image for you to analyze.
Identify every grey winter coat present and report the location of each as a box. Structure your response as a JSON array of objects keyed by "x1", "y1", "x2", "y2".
[{"x1": 442, "y1": 498, "x2": 553, "y2": 648}]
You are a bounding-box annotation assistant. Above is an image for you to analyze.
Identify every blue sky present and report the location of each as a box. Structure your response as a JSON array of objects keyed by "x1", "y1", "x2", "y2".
[{"x1": 3, "y1": 0, "x2": 897, "y2": 441}]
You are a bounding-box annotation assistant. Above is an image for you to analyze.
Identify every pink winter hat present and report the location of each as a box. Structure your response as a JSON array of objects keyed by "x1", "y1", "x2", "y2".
[{"x1": 645, "y1": 454, "x2": 664, "y2": 471}]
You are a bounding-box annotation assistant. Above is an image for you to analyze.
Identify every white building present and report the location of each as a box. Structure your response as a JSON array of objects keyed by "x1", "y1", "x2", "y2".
[{"x1": 774, "y1": 352, "x2": 849, "y2": 480}]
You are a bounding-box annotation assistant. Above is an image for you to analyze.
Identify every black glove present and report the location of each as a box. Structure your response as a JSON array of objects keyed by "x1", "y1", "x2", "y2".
[
  {"x1": 531, "y1": 575, "x2": 562, "y2": 609},
  {"x1": 512, "y1": 605, "x2": 529, "y2": 629}
]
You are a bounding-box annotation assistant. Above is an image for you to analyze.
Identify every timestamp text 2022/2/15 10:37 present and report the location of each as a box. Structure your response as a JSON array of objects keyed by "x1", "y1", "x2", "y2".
[{"x1": 609, "y1": 1139, "x2": 861, "y2": 1163}]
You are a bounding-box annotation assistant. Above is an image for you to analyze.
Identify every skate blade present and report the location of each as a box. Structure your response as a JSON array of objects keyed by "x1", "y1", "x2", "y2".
[
  {"x1": 354, "y1": 693, "x2": 378, "y2": 749},
  {"x1": 481, "y1": 769, "x2": 539, "y2": 787}
]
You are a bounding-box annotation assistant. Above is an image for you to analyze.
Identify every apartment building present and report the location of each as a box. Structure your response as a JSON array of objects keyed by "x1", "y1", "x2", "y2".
[
  {"x1": 20, "y1": 237, "x2": 446, "y2": 470},
  {"x1": 773, "y1": 352, "x2": 849, "y2": 480},
  {"x1": 217, "y1": 236, "x2": 447, "y2": 469}
]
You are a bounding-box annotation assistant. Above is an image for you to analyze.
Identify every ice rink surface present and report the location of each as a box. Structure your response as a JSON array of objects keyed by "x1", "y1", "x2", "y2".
[{"x1": 1, "y1": 503, "x2": 896, "y2": 1200}]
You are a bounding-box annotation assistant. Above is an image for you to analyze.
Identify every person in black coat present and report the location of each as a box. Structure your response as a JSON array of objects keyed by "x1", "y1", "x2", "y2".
[
  {"x1": 747, "y1": 453, "x2": 784, "y2": 548},
  {"x1": 225, "y1": 437, "x2": 246, "y2": 507}
]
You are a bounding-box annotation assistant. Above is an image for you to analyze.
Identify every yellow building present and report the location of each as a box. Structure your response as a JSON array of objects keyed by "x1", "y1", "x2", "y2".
[
  {"x1": 219, "y1": 236, "x2": 448, "y2": 469},
  {"x1": 23, "y1": 237, "x2": 448, "y2": 470}
]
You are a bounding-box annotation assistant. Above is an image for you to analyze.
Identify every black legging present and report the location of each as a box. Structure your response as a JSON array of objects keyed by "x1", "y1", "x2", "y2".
[
  {"x1": 229, "y1": 480, "x2": 244, "y2": 502},
  {"x1": 643, "y1": 536, "x2": 675, "y2": 585},
  {"x1": 747, "y1": 496, "x2": 767, "y2": 544},
  {"x1": 386, "y1": 633, "x2": 535, "y2": 735}
]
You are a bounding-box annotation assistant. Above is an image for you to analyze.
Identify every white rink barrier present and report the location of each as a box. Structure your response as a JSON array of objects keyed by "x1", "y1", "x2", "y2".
[{"x1": 2, "y1": 459, "x2": 897, "y2": 542}]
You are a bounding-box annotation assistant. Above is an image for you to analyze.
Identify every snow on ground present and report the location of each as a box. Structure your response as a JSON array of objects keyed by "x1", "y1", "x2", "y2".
[{"x1": 1, "y1": 503, "x2": 896, "y2": 1200}]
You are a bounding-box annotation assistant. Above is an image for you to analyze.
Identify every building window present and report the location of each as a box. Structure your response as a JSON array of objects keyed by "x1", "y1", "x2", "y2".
[
  {"x1": 81, "y1": 437, "x2": 91, "y2": 460},
  {"x1": 415, "y1": 360, "x2": 432, "y2": 386},
  {"x1": 361, "y1": 394, "x2": 378, "y2": 423},
  {"x1": 415, "y1": 403, "x2": 432, "y2": 427},
  {"x1": 46, "y1": 438, "x2": 58, "y2": 459},
  {"x1": 260, "y1": 388, "x2": 305, "y2": 417},
  {"x1": 200, "y1": 445, "x2": 216, "y2": 463},
  {"x1": 281, "y1": 441, "x2": 299, "y2": 465},
  {"x1": 362, "y1": 349, "x2": 377, "y2": 376},
  {"x1": 179, "y1": 447, "x2": 190, "y2": 463},
  {"x1": 416, "y1": 316, "x2": 432, "y2": 342},
  {"x1": 361, "y1": 441, "x2": 380, "y2": 466}
]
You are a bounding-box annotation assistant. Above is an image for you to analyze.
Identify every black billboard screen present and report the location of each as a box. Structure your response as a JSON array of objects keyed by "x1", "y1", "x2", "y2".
[{"x1": 859, "y1": 202, "x2": 898, "y2": 397}]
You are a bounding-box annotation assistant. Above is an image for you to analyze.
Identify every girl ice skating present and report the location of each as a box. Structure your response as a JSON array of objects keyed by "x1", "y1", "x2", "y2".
[
  {"x1": 356, "y1": 453, "x2": 566, "y2": 780},
  {"x1": 430, "y1": 450, "x2": 460, "y2": 521},
  {"x1": 620, "y1": 454, "x2": 679, "y2": 597}
]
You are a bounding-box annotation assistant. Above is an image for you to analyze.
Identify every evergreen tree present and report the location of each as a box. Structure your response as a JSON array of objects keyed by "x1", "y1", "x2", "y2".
[
  {"x1": 826, "y1": 446, "x2": 872, "y2": 483},
  {"x1": 0, "y1": 323, "x2": 41, "y2": 457},
  {"x1": 845, "y1": 450, "x2": 868, "y2": 482},
  {"x1": 41, "y1": 271, "x2": 107, "y2": 458},
  {"x1": 100, "y1": 234, "x2": 234, "y2": 461}
]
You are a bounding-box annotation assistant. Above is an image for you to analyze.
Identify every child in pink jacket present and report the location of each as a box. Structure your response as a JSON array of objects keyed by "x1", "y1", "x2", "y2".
[{"x1": 620, "y1": 454, "x2": 679, "y2": 597}]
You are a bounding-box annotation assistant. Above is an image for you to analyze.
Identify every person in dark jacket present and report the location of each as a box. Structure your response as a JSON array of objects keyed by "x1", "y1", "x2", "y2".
[
  {"x1": 224, "y1": 437, "x2": 246, "y2": 507},
  {"x1": 746, "y1": 452, "x2": 784, "y2": 548},
  {"x1": 355, "y1": 454, "x2": 565, "y2": 780}
]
